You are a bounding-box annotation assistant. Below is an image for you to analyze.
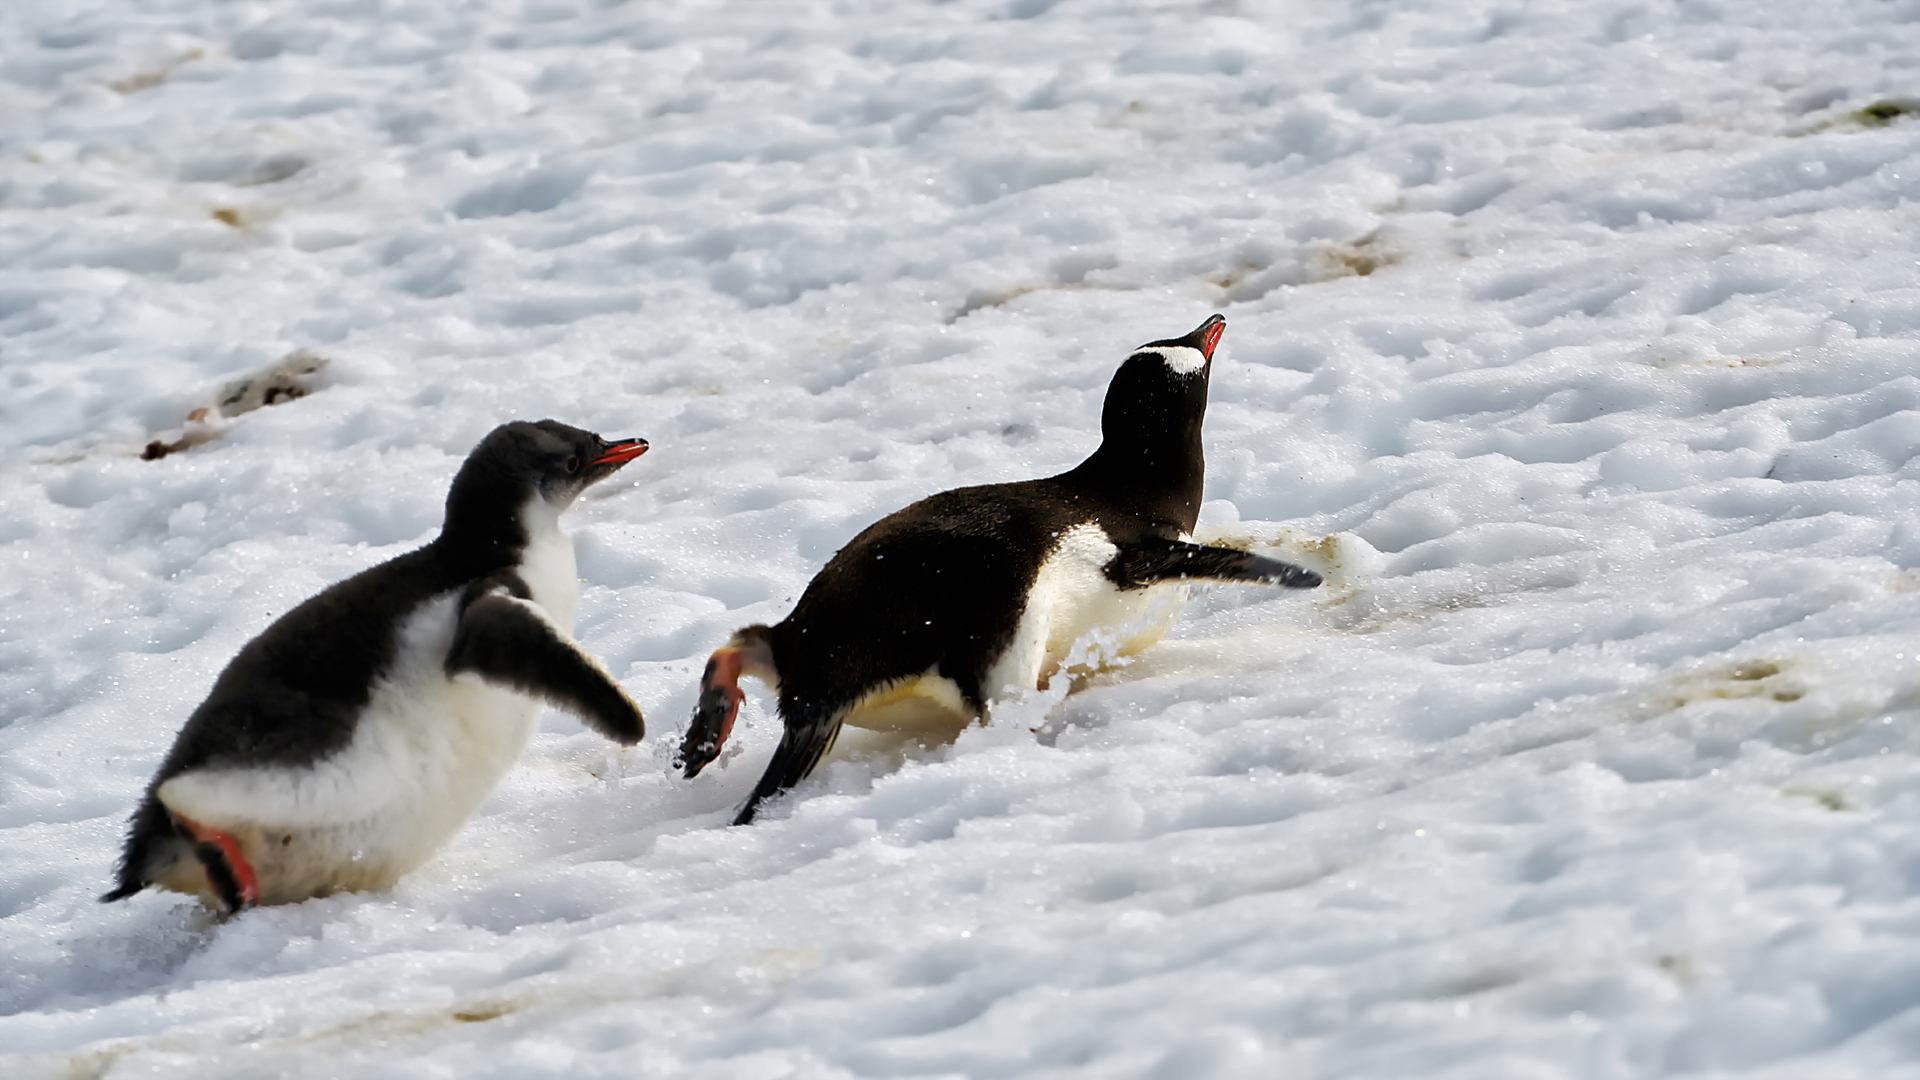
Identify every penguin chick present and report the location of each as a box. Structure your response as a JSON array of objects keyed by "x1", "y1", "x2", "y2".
[
  {"x1": 678, "y1": 315, "x2": 1319, "y2": 824},
  {"x1": 104, "y1": 420, "x2": 650, "y2": 915}
]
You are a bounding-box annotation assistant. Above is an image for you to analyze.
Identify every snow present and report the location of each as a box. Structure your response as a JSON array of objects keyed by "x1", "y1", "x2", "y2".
[{"x1": 4, "y1": 0, "x2": 1920, "y2": 1075}]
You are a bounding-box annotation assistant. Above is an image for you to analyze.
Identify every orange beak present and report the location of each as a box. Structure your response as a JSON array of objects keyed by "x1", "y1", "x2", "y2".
[
  {"x1": 1198, "y1": 316, "x2": 1226, "y2": 360},
  {"x1": 591, "y1": 439, "x2": 649, "y2": 467}
]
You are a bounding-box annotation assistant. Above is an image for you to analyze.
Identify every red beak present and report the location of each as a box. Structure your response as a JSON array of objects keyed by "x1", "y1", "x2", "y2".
[
  {"x1": 591, "y1": 439, "x2": 649, "y2": 467},
  {"x1": 1197, "y1": 315, "x2": 1226, "y2": 360}
]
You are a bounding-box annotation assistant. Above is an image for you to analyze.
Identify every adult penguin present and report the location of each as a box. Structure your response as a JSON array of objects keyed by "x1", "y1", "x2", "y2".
[
  {"x1": 679, "y1": 315, "x2": 1319, "y2": 824},
  {"x1": 105, "y1": 420, "x2": 649, "y2": 914}
]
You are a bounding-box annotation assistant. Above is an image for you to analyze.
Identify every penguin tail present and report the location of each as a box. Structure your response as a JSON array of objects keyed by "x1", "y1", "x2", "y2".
[
  {"x1": 732, "y1": 702, "x2": 843, "y2": 826},
  {"x1": 101, "y1": 796, "x2": 177, "y2": 904},
  {"x1": 677, "y1": 626, "x2": 777, "y2": 779},
  {"x1": 1108, "y1": 538, "x2": 1322, "y2": 590}
]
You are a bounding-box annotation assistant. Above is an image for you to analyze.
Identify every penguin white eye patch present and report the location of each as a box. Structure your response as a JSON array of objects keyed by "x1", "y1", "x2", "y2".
[{"x1": 1136, "y1": 345, "x2": 1207, "y2": 375}]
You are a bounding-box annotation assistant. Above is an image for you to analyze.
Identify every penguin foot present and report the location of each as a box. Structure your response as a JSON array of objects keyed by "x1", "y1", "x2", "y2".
[
  {"x1": 732, "y1": 707, "x2": 843, "y2": 826},
  {"x1": 171, "y1": 812, "x2": 259, "y2": 915},
  {"x1": 678, "y1": 628, "x2": 776, "y2": 779},
  {"x1": 678, "y1": 648, "x2": 744, "y2": 777}
]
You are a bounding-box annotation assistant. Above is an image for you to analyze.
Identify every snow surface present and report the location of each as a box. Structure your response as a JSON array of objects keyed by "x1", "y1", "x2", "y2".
[{"x1": 5, "y1": 0, "x2": 1920, "y2": 1075}]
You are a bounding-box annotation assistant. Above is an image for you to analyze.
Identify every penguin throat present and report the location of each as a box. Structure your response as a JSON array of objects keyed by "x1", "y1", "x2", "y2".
[
  {"x1": 513, "y1": 496, "x2": 580, "y2": 628},
  {"x1": 517, "y1": 495, "x2": 567, "y2": 545}
]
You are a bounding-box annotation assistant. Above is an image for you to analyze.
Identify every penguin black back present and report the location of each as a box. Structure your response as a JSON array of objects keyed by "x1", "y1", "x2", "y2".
[{"x1": 679, "y1": 316, "x2": 1321, "y2": 825}]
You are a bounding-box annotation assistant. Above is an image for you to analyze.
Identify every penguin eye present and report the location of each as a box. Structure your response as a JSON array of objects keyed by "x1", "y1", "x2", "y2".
[{"x1": 565, "y1": 455, "x2": 580, "y2": 474}]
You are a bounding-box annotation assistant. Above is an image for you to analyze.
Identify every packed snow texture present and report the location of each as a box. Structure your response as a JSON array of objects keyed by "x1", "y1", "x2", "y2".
[{"x1": 4, "y1": 0, "x2": 1920, "y2": 1075}]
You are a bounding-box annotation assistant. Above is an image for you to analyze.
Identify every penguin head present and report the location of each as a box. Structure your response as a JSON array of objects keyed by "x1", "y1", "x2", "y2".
[
  {"x1": 1097, "y1": 313, "x2": 1223, "y2": 453},
  {"x1": 1128, "y1": 314, "x2": 1225, "y2": 382},
  {"x1": 493, "y1": 419, "x2": 650, "y2": 510},
  {"x1": 445, "y1": 420, "x2": 648, "y2": 542}
]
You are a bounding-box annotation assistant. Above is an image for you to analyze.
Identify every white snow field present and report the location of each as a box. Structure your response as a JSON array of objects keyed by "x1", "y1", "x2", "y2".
[{"x1": 4, "y1": 0, "x2": 1920, "y2": 1075}]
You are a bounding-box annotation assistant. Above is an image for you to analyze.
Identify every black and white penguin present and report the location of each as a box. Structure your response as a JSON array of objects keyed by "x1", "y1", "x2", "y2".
[
  {"x1": 677, "y1": 315, "x2": 1320, "y2": 824},
  {"x1": 103, "y1": 420, "x2": 650, "y2": 914}
]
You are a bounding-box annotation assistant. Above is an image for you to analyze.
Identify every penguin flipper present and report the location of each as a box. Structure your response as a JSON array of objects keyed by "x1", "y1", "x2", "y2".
[
  {"x1": 733, "y1": 705, "x2": 842, "y2": 826},
  {"x1": 445, "y1": 590, "x2": 645, "y2": 744},
  {"x1": 1107, "y1": 537, "x2": 1322, "y2": 590}
]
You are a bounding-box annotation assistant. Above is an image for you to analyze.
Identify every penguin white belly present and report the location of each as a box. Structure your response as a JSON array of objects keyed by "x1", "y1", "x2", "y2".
[
  {"x1": 985, "y1": 522, "x2": 1189, "y2": 697},
  {"x1": 157, "y1": 591, "x2": 554, "y2": 902}
]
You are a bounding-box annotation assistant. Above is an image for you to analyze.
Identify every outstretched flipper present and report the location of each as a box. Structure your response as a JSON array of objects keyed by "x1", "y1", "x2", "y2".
[
  {"x1": 445, "y1": 580, "x2": 644, "y2": 744},
  {"x1": 731, "y1": 704, "x2": 842, "y2": 826},
  {"x1": 1106, "y1": 536, "x2": 1322, "y2": 590},
  {"x1": 678, "y1": 627, "x2": 776, "y2": 778}
]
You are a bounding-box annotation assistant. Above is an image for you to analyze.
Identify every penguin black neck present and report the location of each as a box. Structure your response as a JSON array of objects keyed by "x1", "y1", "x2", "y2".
[
  {"x1": 1054, "y1": 358, "x2": 1209, "y2": 534},
  {"x1": 435, "y1": 461, "x2": 537, "y2": 575},
  {"x1": 1058, "y1": 430, "x2": 1205, "y2": 533}
]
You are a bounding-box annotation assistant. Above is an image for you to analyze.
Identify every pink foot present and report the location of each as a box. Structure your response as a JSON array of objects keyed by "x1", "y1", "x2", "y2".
[
  {"x1": 173, "y1": 812, "x2": 260, "y2": 912},
  {"x1": 677, "y1": 629, "x2": 775, "y2": 778}
]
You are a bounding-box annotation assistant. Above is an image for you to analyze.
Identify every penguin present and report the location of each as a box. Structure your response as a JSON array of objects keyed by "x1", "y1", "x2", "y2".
[
  {"x1": 677, "y1": 314, "x2": 1321, "y2": 825},
  {"x1": 103, "y1": 420, "x2": 650, "y2": 915}
]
